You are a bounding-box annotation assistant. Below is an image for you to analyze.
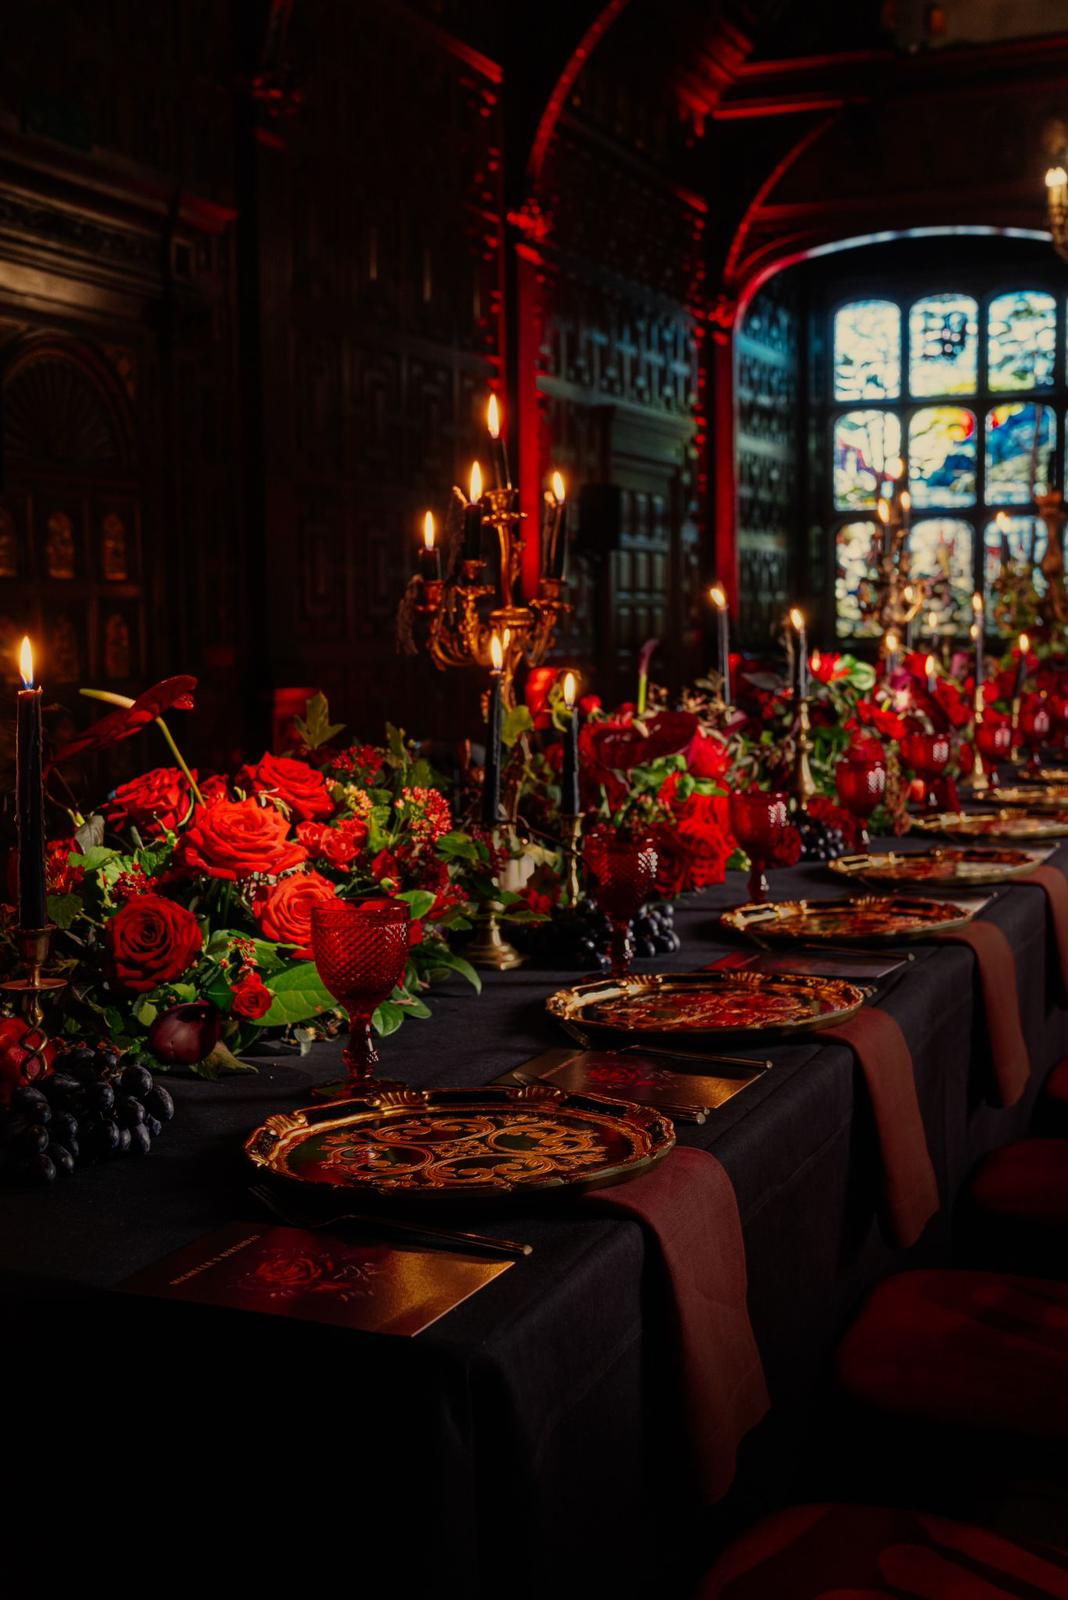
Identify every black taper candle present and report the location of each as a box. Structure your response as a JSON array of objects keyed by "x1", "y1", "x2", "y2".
[
  {"x1": 16, "y1": 640, "x2": 46, "y2": 929},
  {"x1": 463, "y1": 461, "x2": 484, "y2": 563},
  {"x1": 561, "y1": 672, "x2": 580, "y2": 814},
  {"x1": 482, "y1": 640, "x2": 503, "y2": 828},
  {"x1": 548, "y1": 471, "x2": 568, "y2": 580}
]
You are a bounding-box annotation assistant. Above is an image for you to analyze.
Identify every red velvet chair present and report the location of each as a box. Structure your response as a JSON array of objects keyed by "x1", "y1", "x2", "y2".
[
  {"x1": 836, "y1": 1270, "x2": 1068, "y2": 1436},
  {"x1": 1039, "y1": 1057, "x2": 1068, "y2": 1135},
  {"x1": 697, "y1": 1503, "x2": 1068, "y2": 1598},
  {"x1": 964, "y1": 1139, "x2": 1068, "y2": 1276}
]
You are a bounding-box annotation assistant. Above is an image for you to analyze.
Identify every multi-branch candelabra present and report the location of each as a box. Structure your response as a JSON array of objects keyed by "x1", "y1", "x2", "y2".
[{"x1": 854, "y1": 464, "x2": 930, "y2": 659}]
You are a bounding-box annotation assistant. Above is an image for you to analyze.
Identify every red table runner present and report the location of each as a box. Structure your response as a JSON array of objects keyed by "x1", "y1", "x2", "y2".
[
  {"x1": 1019, "y1": 863, "x2": 1068, "y2": 1001},
  {"x1": 931, "y1": 921, "x2": 1031, "y2": 1107},
  {"x1": 589, "y1": 1144, "x2": 769, "y2": 1503},
  {"x1": 818, "y1": 1007, "x2": 940, "y2": 1249}
]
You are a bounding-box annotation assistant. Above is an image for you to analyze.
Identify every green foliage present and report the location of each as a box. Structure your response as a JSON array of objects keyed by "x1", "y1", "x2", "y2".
[{"x1": 294, "y1": 691, "x2": 345, "y2": 751}]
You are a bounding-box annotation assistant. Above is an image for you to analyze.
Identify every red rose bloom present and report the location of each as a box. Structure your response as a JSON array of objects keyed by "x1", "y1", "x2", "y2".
[
  {"x1": 254, "y1": 870, "x2": 338, "y2": 958},
  {"x1": 769, "y1": 824, "x2": 803, "y2": 868},
  {"x1": 176, "y1": 799, "x2": 307, "y2": 882},
  {"x1": 648, "y1": 824, "x2": 693, "y2": 899},
  {"x1": 231, "y1": 972, "x2": 273, "y2": 1020},
  {"x1": 106, "y1": 766, "x2": 192, "y2": 836},
  {"x1": 685, "y1": 730, "x2": 730, "y2": 782},
  {"x1": 296, "y1": 817, "x2": 367, "y2": 868},
  {"x1": 674, "y1": 793, "x2": 734, "y2": 887},
  {"x1": 239, "y1": 752, "x2": 333, "y2": 823},
  {"x1": 105, "y1": 893, "x2": 204, "y2": 993}
]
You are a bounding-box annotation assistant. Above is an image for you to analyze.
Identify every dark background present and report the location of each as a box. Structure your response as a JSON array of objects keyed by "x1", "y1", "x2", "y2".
[{"x1": 0, "y1": 0, "x2": 1065, "y2": 773}]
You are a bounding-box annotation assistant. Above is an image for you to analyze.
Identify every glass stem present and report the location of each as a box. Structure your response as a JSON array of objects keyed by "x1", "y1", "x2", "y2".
[
  {"x1": 747, "y1": 859, "x2": 769, "y2": 904},
  {"x1": 343, "y1": 1013, "x2": 379, "y2": 1089},
  {"x1": 609, "y1": 919, "x2": 633, "y2": 979}
]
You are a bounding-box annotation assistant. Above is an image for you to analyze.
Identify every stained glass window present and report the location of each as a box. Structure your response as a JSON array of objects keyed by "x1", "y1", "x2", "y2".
[
  {"x1": 908, "y1": 407, "x2": 976, "y2": 508},
  {"x1": 908, "y1": 519, "x2": 975, "y2": 625},
  {"x1": 908, "y1": 294, "x2": 977, "y2": 396},
  {"x1": 983, "y1": 515, "x2": 1048, "y2": 627},
  {"x1": 833, "y1": 410, "x2": 902, "y2": 509},
  {"x1": 833, "y1": 300, "x2": 901, "y2": 401},
  {"x1": 987, "y1": 291, "x2": 1055, "y2": 391},
  {"x1": 985, "y1": 403, "x2": 1054, "y2": 503},
  {"x1": 835, "y1": 521, "x2": 881, "y2": 638}
]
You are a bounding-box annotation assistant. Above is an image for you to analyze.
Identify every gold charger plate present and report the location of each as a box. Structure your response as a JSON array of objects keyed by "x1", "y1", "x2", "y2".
[
  {"x1": 990, "y1": 785, "x2": 1068, "y2": 811},
  {"x1": 720, "y1": 894, "x2": 974, "y2": 943},
  {"x1": 1034, "y1": 767, "x2": 1068, "y2": 785},
  {"x1": 912, "y1": 810, "x2": 1068, "y2": 841},
  {"x1": 546, "y1": 969, "x2": 866, "y2": 1042},
  {"x1": 829, "y1": 847, "x2": 1041, "y2": 888},
  {"x1": 245, "y1": 1084, "x2": 674, "y2": 1203}
]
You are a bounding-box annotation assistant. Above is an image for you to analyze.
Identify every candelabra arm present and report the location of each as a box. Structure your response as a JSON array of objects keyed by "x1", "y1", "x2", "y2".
[{"x1": 1, "y1": 925, "x2": 67, "y2": 1079}]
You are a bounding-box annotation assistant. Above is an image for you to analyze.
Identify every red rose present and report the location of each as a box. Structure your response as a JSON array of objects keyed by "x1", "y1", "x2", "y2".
[
  {"x1": 0, "y1": 1016, "x2": 56, "y2": 1106},
  {"x1": 371, "y1": 849, "x2": 399, "y2": 885},
  {"x1": 198, "y1": 773, "x2": 230, "y2": 806},
  {"x1": 685, "y1": 729, "x2": 730, "y2": 781},
  {"x1": 254, "y1": 870, "x2": 338, "y2": 958},
  {"x1": 106, "y1": 766, "x2": 192, "y2": 836},
  {"x1": 769, "y1": 824, "x2": 802, "y2": 868},
  {"x1": 297, "y1": 817, "x2": 367, "y2": 868},
  {"x1": 239, "y1": 752, "x2": 333, "y2": 823},
  {"x1": 231, "y1": 972, "x2": 273, "y2": 1020},
  {"x1": 524, "y1": 666, "x2": 558, "y2": 730},
  {"x1": 176, "y1": 799, "x2": 307, "y2": 882},
  {"x1": 105, "y1": 893, "x2": 204, "y2": 993},
  {"x1": 648, "y1": 824, "x2": 693, "y2": 899},
  {"x1": 674, "y1": 793, "x2": 734, "y2": 887}
]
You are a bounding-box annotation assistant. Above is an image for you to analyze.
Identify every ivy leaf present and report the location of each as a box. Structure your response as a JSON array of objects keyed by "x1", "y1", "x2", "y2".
[
  {"x1": 259, "y1": 962, "x2": 336, "y2": 1027},
  {"x1": 46, "y1": 893, "x2": 82, "y2": 931},
  {"x1": 436, "y1": 831, "x2": 480, "y2": 863},
  {"x1": 293, "y1": 691, "x2": 345, "y2": 751},
  {"x1": 502, "y1": 705, "x2": 534, "y2": 748}
]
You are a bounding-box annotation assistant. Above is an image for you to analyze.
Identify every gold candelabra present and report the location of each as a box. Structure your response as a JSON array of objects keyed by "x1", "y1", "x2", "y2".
[
  {"x1": 855, "y1": 471, "x2": 936, "y2": 657},
  {"x1": 0, "y1": 925, "x2": 66, "y2": 1076}
]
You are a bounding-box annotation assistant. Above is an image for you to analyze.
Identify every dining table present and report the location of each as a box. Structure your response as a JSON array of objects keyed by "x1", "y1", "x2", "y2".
[{"x1": 3, "y1": 835, "x2": 1066, "y2": 1596}]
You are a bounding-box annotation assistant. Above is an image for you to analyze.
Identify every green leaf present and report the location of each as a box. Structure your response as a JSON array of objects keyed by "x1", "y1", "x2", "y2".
[
  {"x1": 46, "y1": 893, "x2": 82, "y2": 931},
  {"x1": 396, "y1": 888, "x2": 435, "y2": 921},
  {"x1": 259, "y1": 962, "x2": 336, "y2": 1027},
  {"x1": 502, "y1": 705, "x2": 534, "y2": 748},
  {"x1": 191, "y1": 1041, "x2": 260, "y2": 1079},
  {"x1": 422, "y1": 947, "x2": 481, "y2": 993},
  {"x1": 396, "y1": 992, "x2": 432, "y2": 1019},
  {"x1": 372, "y1": 999, "x2": 406, "y2": 1036},
  {"x1": 436, "y1": 831, "x2": 480, "y2": 864},
  {"x1": 294, "y1": 691, "x2": 345, "y2": 751},
  {"x1": 385, "y1": 723, "x2": 408, "y2": 761},
  {"x1": 71, "y1": 846, "x2": 119, "y2": 875},
  {"x1": 132, "y1": 996, "x2": 157, "y2": 1026}
]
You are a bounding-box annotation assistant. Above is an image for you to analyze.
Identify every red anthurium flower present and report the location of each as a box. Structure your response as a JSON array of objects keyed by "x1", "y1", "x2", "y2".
[
  {"x1": 581, "y1": 711, "x2": 699, "y2": 775},
  {"x1": 52, "y1": 676, "x2": 198, "y2": 765}
]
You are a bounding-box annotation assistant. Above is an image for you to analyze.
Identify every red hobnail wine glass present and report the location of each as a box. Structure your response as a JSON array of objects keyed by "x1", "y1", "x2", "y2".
[
  {"x1": 899, "y1": 731, "x2": 950, "y2": 811},
  {"x1": 311, "y1": 900, "x2": 410, "y2": 1094},
  {"x1": 1017, "y1": 696, "x2": 1052, "y2": 773},
  {"x1": 728, "y1": 790, "x2": 789, "y2": 904},
  {"x1": 584, "y1": 827, "x2": 659, "y2": 979},
  {"x1": 976, "y1": 715, "x2": 1012, "y2": 784},
  {"x1": 834, "y1": 754, "x2": 886, "y2": 850}
]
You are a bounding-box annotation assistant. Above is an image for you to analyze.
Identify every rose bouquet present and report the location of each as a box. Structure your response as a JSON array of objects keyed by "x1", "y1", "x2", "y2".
[{"x1": 5, "y1": 686, "x2": 485, "y2": 1077}]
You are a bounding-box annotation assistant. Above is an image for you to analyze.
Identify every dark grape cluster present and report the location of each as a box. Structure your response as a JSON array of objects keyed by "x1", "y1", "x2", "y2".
[
  {"x1": 798, "y1": 816, "x2": 848, "y2": 864},
  {"x1": 0, "y1": 1048, "x2": 175, "y2": 1187},
  {"x1": 529, "y1": 899, "x2": 681, "y2": 972}
]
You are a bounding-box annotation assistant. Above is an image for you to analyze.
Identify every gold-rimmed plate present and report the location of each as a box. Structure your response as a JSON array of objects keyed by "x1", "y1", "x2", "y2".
[
  {"x1": 912, "y1": 810, "x2": 1068, "y2": 841},
  {"x1": 1034, "y1": 767, "x2": 1068, "y2": 785},
  {"x1": 546, "y1": 969, "x2": 866, "y2": 1042},
  {"x1": 244, "y1": 1084, "x2": 674, "y2": 1203},
  {"x1": 720, "y1": 894, "x2": 975, "y2": 943},
  {"x1": 829, "y1": 847, "x2": 1042, "y2": 888},
  {"x1": 990, "y1": 785, "x2": 1068, "y2": 811}
]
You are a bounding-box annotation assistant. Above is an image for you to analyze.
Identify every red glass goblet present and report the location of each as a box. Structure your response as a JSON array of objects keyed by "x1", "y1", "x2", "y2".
[
  {"x1": 311, "y1": 900, "x2": 410, "y2": 1094},
  {"x1": 1017, "y1": 697, "x2": 1052, "y2": 773},
  {"x1": 584, "y1": 827, "x2": 659, "y2": 978},
  {"x1": 729, "y1": 790, "x2": 790, "y2": 904},
  {"x1": 899, "y1": 731, "x2": 950, "y2": 811},
  {"x1": 834, "y1": 755, "x2": 886, "y2": 850},
  {"x1": 976, "y1": 715, "x2": 1012, "y2": 784}
]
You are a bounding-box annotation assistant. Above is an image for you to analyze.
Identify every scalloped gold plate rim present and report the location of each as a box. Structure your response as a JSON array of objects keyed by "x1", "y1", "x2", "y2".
[
  {"x1": 828, "y1": 849, "x2": 1039, "y2": 887},
  {"x1": 912, "y1": 811, "x2": 1068, "y2": 841},
  {"x1": 546, "y1": 969, "x2": 866, "y2": 1040},
  {"x1": 720, "y1": 894, "x2": 975, "y2": 944}
]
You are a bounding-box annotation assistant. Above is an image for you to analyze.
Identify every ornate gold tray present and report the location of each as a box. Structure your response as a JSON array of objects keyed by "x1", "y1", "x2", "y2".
[
  {"x1": 990, "y1": 785, "x2": 1068, "y2": 811},
  {"x1": 1034, "y1": 767, "x2": 1068, "y2": 784},
  {"x1": 912, "y1": 810, "x2": 1068, "y2": 841},
  {"x1": 546, "y1": 969, "x2": 865, "y2": 1041},
  {"x1": 829, "y1": 847, "x2": 1040, "y2": 888},
  {"x1": 244, "y1": 1084, "x2": 674, "y2": 1202},
  {"x1": 720, "y1": 894, "x2": 974, "y2": 943}
]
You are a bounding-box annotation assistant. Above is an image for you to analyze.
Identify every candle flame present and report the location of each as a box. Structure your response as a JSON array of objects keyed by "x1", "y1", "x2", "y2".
[
  {"x1": 886, "y1": 631, "x2": 899, "y2": 654},
  {"x1": 995, "y1": 510, "x2": 1012, "y2": 533},
  {"x1": 925, "y1": 653, "x2": 937, "y2": 678},
  {"x1": 1047, "y1": 166, "x2": 1068, "y2": 189},
  {"x1": 1019, "y1": 631, "x2": 1031, "y2": 654},
  {"x1": 789, "y1": 607, "x2": 804, "y2": 631},
  {"x1": 422, "y1": 510, "x2": 435, "y2": 551},
  {"x1": 900, "y1": 489, "x2": 911, "y2": 513},
  {"x1": 876, "y1": 499, "x2": 890, "y2": 524},
  {"x1": 709, "y1": 582, "x2": 726, "y2": 610},
  {"x1": 486, "y1": 394, "x2": 501, "y2": 440},
  {"x1": 469, "y1": 460, "x2": 482, "y2": 503},
  {"x1": 972, "y1": 591, "x2": 983, "y2": 614},
  {"x1": 501, "y1": 626, "x2": 511, "y2": 650},
  {"x1": 811, "y1": 649, "x2": 822, "y2": 675},
  {"x1": 563, "y1": 670, "x2": 576, "y2": 708},
  {"x1": 490, "y1": 632, "x2": 503, "y2": 672},
  {"x1": 18, "y1": 635, "x2": 33, "y2": 688},
  {"x1": 970, "y1": 623, "x2": 978, "y2": 642},
  {"x1": 551, "y1": 470, "x2": 565, "y2": 503},
  {"x1": 903, "y1": 584, "x2": 914, "y2": 602},
  {"x1": 886, "y1": 456, "x2": 904, "y2": 479}
]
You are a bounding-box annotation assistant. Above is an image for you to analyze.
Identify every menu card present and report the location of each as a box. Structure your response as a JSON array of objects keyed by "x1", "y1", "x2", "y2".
[{"x1": 122, "y1": 1221, "x2": 512, "y2": 1337}]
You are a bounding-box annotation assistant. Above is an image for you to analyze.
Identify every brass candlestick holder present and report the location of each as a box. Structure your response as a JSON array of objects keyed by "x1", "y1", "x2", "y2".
[
  {"x1": 467, "y1": 904, "x2": 527, "y2": 971},
  {"x1": 794, "y1": 697, "x2": 817, "y2": 807},
  {"x1": 0, "y1": 926, "x2": 67, "y2": 1079},
  {"x1": 971, "y1": 694, "x2": 990, "y2": 797},
  {"x1": 562, "y1": 814, "x2": 582, "y2": 907}
]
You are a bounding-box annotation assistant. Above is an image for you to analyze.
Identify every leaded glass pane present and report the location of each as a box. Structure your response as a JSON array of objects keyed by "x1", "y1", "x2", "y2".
[
  {"x1": 985, "y1": 403, "x2": 1055, "y2": 503},
  {"x1": 908, "y1": 293, "x2": 977, "y2": 396},
  {"x1": 984, "y1": 515, "x2": 1047, "y2": 632},
  {"x1": 833, "y1": 300, "x2": 901, "y2": 401},
  {"x1": 987, "y1": 290, "x2": 1056, "y2": 391},
  {"x1": 833, "y1": 410, "x2": 903, "y2": 509},
  {"x1": 835, "y1": 521, "x2": 881, "y2": 638},
  {"x1": 908, "y1": 407, "x2": 977, "y2": 508},
  {"x1": 909, "y1": 519, "x2": 975, "y2": 629}
]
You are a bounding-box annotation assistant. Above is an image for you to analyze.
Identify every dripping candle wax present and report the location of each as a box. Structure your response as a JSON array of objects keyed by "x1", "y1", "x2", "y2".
[
  {"x1": 709, "y1": 583, "x2": 731, "y2": 705},
  {"x1": 482, "y1": 631, "x2": 504, "y2": 827},
  {"x1": 486, "y1": 394, "x2": 511, "y2": 490},
  {"x1": 790, "y1": 608, "x2": 808, "y2": 698},
  {"x1": 419, "y1": 510, "x2": 441, "y2": 582},
  {"x1": 561, "y1": 671, "x2": 580, "y2": 815},
  {"x1": 463, "y1": 461, "x2": 484, "y2": 561},
  {"x1": 16, "y1": 636, "x2": 46, "y2": 930}
]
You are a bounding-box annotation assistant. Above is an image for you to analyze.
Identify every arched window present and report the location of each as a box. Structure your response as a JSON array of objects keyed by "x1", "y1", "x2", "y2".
[{"x1": 832, "y1": 287, "x2": 1062, "y2": 639}]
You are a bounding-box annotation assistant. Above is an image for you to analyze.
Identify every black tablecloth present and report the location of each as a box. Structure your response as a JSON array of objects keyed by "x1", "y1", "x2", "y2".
[{"x1": 3, "y1": 844, "x2": 1066, "y2": 1594}]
